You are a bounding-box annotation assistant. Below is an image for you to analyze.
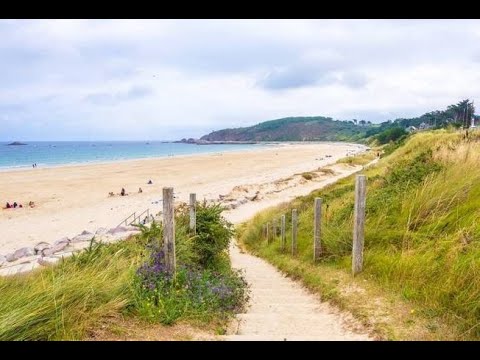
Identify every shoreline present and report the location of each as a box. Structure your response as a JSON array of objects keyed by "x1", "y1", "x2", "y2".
[
  {"x1": 0, "y1": 141, "x2": 361, "y2": 173},
  {"x1": 0, "y1": 142, "x2": 367, "y2": 255}
]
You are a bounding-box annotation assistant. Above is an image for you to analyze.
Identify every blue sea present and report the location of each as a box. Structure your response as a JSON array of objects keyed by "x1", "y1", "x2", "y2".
[{"x1": 0, "y1": 141, "x2": 266, "y2": 170}]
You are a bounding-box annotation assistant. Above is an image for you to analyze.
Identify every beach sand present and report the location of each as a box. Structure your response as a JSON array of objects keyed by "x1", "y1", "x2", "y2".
[{"x1": 0, "y1": 142, "x2": 366, "y2": 254}]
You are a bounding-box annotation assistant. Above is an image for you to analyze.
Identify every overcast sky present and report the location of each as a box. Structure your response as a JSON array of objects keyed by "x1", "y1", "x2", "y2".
[{"x1": 1, "y1": 19, "x2": 479, "y2": 141}]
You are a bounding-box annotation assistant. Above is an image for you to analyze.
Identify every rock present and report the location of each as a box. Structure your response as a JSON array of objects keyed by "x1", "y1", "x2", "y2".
[
  {"x1": 5, "y1": 253, "x2": 18, "y2": 262},
  {"x1": 53, "y1": 237, "x2": 71, "y2": 246},
  {"x1": 43, "y1": 238, "x2": 70, "y2": 256},
  {"x1": 71, "y1": 232, "x2": 95, "y2": 243},
  {"x1": 38, "y1": 256, "x2": 61, "y2": 266},
  {"x1": 13, "y1": 247, "x2": 35, "y2": 259},
  {"x1": 80, "y1": 230, "x2": 93, "y2": 236},
  {"x1": 95, "y1": 227, "x2": 108, "y2": 235},
  {"x1": 0, "y1": 255, "x2": 6, "y2": 266},
  {"x1": 0, "y1": 262, "x2": 40, "y2": 276},
  {"x1": 107, "y1": 226, "x2": 129, "y2": 235},
  {"x1": 34, "y1": 242, "x2": 51, "y2": 254}
]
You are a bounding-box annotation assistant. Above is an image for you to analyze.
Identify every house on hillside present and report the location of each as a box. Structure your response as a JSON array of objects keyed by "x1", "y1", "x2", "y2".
[
  {"x1": 406, "y1": 125, "x2": 417, "y2": 133},
  {"x1": 418, "y1": 122, "x2": 431, "y2": 130}
]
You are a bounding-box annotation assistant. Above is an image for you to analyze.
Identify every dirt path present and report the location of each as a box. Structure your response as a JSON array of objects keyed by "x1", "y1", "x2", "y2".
[{"x1": 221, "y1": 161, "x2": 376, "y2": 341}]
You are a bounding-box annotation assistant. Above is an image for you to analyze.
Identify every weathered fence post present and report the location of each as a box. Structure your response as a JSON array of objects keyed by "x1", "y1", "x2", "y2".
[
  {"x1": 262, "y1": 224, "x2": 266, "y2": 239},
  {"x1": 352, "y1": 175, "x2": 367, "y2": 276},
  {"x1": 189, "y1": 193, "x2": 196, "y2": 235},
  {"x1": 281, "y1": 215, "x2": 286, "y2": 251},
  {"x1": 163, "y1": 187, "x2": 176, "y2": 273},
  {"x1": 272, "y1": 219, "x2": 277, "y2": 242},
  {"x1": 314, "y1": 198, "x2": 322, "y2": 262},
  {"x1": 266, "y1": 222, "x2": 270, "y2": 244},
  {"x1": 291, "y1": 209, "x2": 298, "y2": 255}
]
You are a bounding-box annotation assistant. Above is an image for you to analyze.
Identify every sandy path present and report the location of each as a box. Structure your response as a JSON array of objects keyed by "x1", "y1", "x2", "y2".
[
  {"x1": 222, "y1": 164, "x2": 374, "y2": 341},
  {"x1": 0, "y1": 142, "x2": 365, "y2": 254}
]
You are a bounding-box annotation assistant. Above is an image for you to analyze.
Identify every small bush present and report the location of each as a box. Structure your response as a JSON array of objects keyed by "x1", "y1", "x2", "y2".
[
  {"x1": 133, "y1": 247, "x2": 248, "y2": 324},
  {"x1": 301, "y1": 172, "x2": 314, "y2": 180},
  {"x1": 376, "y1": 127, "x2": 408, "y2": 144}
]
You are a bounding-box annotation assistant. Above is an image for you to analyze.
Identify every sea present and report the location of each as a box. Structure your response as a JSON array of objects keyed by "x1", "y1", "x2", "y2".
[{"x1": 0, "y1": 141, "x2": 266, "y2": 170}]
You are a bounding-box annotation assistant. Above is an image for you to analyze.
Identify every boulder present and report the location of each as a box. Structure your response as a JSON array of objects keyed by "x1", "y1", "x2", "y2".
[
  {"x1": 5, "y1": 253, "x2": 18, "y2": 262},
  {"x1": 107, "y1": 226, "x2": 129, "y2": 235},
  {"x1": 0, "y1": 262, "x2": 40, "y2": 276},
  {"x1": 38, "y1": 256, "x2": 61, "y2": 266},
  {"x1": 71, "y1": 231, "x2": 95, "y2": 243},
  {"x1": 43, "y1": 238, "x2": 70, "y2": 256},
  {"x1": 53, "y1": 237, "x2": 71, "y2": 246},
  {"x1": 14, "y1": 247, "x2": 35, "y2": 259},
  {"x1": 95, "y1": 227, "x2": 108, "y2": 236},
  {"x1": 34, "y1": 242, "x2": 51, "y2": 255}
]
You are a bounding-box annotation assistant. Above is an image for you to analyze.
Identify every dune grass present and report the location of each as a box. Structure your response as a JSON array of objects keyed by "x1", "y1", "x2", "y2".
[
  {"x1": 0, "y1": 202, "x2": 248, "y2": 340},
  {"x1": 0, "y1": 239, "x2": 142, "y2": 340},
  {"x1": 238, "y1": 129, "x2": 480, "y2": 339}
]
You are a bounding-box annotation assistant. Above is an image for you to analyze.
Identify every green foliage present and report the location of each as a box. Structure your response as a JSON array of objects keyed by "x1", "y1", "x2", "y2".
[
  {"x1": 238, "y1": 130, "x2": 480, "y2": 339},
  {"x1": 192, "y1": 201, "x2": 235, "y2": 268},
  {"x1": 133, "y1": 266, "x2": 248, "y2": 325},
  {"x1": 376, "y1": 127, "x2": 408, "y2": 144},
  {"x1": 0, "y1": 239, "x2": 143, "y2": 340},
  {"x1": 0, "y1": 202, "x2": 247, "y2": 340},
  {"x1": 133, "y1": 201, "x2": 247, "y2": 325}
]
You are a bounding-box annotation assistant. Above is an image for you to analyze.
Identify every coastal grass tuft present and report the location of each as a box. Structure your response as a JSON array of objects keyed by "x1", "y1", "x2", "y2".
[
  {"x1": 0, "y1": 202, "x2": 248, "y2": 340},
  {"x1": 238, "y1": 129, "x2": 480, "y2": 340}
]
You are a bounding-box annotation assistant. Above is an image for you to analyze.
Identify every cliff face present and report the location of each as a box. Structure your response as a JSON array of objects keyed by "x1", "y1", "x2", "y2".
[{"x1": 200, "y1": 116, "x2": 367, "y2": 142}]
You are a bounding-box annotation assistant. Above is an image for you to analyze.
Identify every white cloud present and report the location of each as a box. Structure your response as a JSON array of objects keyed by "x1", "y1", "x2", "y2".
[{"x1": 1, "y1": 19, "x2": 480, "y2": 140}]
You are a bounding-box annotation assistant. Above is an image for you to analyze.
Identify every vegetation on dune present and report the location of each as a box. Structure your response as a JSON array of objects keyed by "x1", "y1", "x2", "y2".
[
  {"x1": 200, "y1": 99, "x2": 478, "y2": 144},
  {"x1": 0, "y1": 202, "x2": 248, "y2": 340},
  {"x1": 238, "y1": 129, "x2": 480, "y2": 339}
]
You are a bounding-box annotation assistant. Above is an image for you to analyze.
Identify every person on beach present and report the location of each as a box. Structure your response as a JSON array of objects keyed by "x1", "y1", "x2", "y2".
[
  {"x1": 138, "y1": 187, "x2": 143, "y2": 193},
  {"x1": 29, "y1": 201, "x2": 35, "y2": 208},
  {"x1": 148, "y1": 180, "x2": 153, "y2": 184},
  {"x1": 6, "y1": 202, "x2": 11, "y2": 209},
  {"x1": 121, "y1": 188, "x2": 126, "y2": 196},
  {"x1": 13, "y1": 202, "x2": 18, "y2": 208}
]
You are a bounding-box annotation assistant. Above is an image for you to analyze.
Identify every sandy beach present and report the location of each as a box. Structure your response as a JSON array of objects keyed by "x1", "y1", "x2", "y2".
[{"x1": 0, "y1": 142, "x2": 366, "y2": 254}]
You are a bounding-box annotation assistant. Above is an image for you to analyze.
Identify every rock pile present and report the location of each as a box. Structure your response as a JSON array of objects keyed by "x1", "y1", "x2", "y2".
[{"x1": 0, "y1": 225, "x2": 141, "y2": 276}]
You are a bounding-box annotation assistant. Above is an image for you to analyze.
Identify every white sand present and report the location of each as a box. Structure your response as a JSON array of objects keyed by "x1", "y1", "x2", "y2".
[{"x1": 0, "y1": 142, "x2": 366, "y2": 254}]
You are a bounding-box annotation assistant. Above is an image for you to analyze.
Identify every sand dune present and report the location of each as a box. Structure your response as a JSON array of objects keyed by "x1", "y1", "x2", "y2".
[{"x1": 0, "y1": 142, "x2": 367, "y2": 254}]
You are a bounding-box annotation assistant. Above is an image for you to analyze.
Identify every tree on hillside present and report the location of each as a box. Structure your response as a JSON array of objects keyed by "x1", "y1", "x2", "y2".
[{"x1": 446, "y1": 99, "x2": 475, "y2": 128}]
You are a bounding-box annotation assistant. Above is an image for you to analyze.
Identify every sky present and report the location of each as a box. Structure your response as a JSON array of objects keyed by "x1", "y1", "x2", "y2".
[{"x1": 1, "y1": 19, "x2": 480, "y2": 141}]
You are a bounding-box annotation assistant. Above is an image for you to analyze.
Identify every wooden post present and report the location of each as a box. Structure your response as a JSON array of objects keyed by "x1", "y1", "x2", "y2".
[
  {"x1": 352, "y1": 175, "x2": 366, "y2": 276},
  {"x1": 281, "y1": 215, "x2": 286, "y2": 251},
  {"x1": 267, "y1": 223, "x2": 270, "y2": 244},
  {"x1": 189, "y1": 193, "x2": 196, "y2": 235},
  {"x1": 314, "y1": 198, "x2": 322, "y2": 261},
  {"x1": 272, "y1": 219, "x2": 277, "y2": 242},
  {"x1": 291, "y1": 209, "x2": 298, "y2": 255},
  {"x1": 163, "y1": 187, "x2": 176, "y2": 273}
]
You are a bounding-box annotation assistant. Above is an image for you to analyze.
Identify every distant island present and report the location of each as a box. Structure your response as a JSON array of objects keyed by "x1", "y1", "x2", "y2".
[{"x1": 7, "y1": 141, "x2": 27, "y2": 146}]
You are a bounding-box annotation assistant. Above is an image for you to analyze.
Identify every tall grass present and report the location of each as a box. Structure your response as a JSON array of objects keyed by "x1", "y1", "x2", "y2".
[
  {"x1": 0, "y1": 202, "x2": 248, "y2": 340},
  {"x1": 0, "y1": 239, "x2": 143, "y2": 340},
  {"x1": 238, "y1": 129, "x2": 480, "y2": 338}
]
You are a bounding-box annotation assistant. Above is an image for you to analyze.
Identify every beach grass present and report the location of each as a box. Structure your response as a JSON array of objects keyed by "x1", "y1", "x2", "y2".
[
  {"x1": 238, "y1": 129, "x2": 480, "y2": 340},
  {"x1": 0, "y1": 203, "x2": 248, "y2": 340}
]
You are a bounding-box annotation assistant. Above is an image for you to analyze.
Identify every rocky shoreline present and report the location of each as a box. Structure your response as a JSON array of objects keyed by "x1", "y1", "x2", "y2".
[{"x1": 0, "y1": 225, "x2": 141, "y2": 276}]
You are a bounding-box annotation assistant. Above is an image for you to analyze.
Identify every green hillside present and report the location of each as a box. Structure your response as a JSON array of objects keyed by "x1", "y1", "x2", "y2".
[
  {"x1": 201, "y1": 116, "x2": 369, "y2": 142},
  {"x1": 199, "y1": 99, "x2": 478, "y2": 143},
  {"x1": 238, "y1": 129, "x2": 480, "y2": 339}
]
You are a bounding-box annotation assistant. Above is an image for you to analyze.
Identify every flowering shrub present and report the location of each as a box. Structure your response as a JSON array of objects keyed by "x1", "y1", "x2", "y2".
[
  {"x1": 133, "y1": 246, "x2": 248, "y2": 325},
  {"x1": 133, "y1": 202, "x2": 248, "y2": 325}
]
